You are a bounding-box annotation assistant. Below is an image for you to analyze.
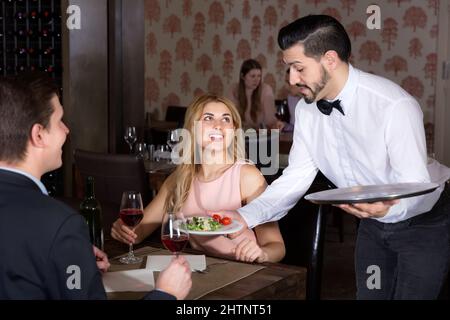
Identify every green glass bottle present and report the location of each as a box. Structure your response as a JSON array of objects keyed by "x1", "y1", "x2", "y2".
[{"x1": 80, "y1": 176, "x2": 104, "y2": 250}]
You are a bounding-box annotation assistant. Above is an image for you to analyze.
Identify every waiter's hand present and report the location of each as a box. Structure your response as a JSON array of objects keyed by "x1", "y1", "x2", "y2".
[
  {"x1": 206, "y1": 210, "x2": 248, "y2": 239},
  {"x1": 336, "y1": 200, "x2": 399, "y2": 218}
]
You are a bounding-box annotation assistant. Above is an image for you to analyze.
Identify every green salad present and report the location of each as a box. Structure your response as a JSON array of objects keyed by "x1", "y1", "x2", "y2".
[{"x1": 186, "y1": 216, "x2": 221, "y2": 231}]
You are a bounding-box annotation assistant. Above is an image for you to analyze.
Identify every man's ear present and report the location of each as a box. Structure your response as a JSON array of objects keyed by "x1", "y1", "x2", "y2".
[
  {"x1": 29, "y1": 123, "x2": 47, "y2": 148},
  {"x1": 322, "y1": 50, "x2": 339, "y2": 70}
]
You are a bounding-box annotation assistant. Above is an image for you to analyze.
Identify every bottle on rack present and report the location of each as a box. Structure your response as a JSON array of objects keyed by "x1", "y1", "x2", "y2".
[
  {"x1": 29, "y1": 10, "x2": 38, "y2": 20},
  {"x1": 15, "y1": 11, "x2": 26, "y2": 21},
  {"x1": 79, "y1": 176, "x2": 104, "y2": 250}
]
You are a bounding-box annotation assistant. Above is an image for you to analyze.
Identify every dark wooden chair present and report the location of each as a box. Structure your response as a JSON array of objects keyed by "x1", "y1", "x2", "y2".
[
  {"x1": 73, "y1": 149, "x2": 152, "y2": 233},
  {"x1": 277, "y1": 171, "x2": 334, "y2": 300},
  {"x1": 144, "y1": 106, "x2": 186, "y2": 146},
  {"x1": 165, "y1": 105, "x2": 187, "y2": 127},
  {"x1": 245, "y1": 129, "x2": 280, "y2": 176}
]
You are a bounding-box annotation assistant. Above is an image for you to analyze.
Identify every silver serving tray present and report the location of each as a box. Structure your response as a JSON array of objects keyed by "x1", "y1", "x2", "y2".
[{"x1": 304, "y1": 182, "x2": 439, "y2": 204}]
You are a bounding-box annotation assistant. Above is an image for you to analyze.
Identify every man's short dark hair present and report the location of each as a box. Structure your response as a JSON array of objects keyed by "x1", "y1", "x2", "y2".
[
  {"x1": 278, "y1": 15, "x2": 351, "y2": 62},
  {"x1": 0, "y1": 72, "x2": 58, "y2": 163}
]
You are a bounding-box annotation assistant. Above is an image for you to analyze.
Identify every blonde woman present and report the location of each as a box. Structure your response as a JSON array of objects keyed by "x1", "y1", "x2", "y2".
[{"x1": 111, "y1": 94, "x2": 285, "y2": 263}]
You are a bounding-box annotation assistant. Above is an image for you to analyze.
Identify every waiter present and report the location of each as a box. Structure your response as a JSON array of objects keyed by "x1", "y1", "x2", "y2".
[{"x1": 218, "y1": 15, "x2": 450, "y2": 299}]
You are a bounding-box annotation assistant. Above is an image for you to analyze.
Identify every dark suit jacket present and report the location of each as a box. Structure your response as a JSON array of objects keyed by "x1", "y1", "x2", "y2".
[{"x1": 0, "y1": 169, "x2": 174, "y2": 300}]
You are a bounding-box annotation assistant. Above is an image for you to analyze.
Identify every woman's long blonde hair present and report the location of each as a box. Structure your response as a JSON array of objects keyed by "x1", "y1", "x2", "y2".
[{"x1": 164, "y1": 93, "x2": 246, "y2": 213}]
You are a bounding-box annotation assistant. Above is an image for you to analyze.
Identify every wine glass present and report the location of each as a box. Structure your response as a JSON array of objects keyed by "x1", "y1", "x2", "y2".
[
  {"x1": 155, "y1": 144, "x2": 170, "y2": 162},
  {"x1": 161, "y1": 211, "x2": 189, "y2": 258},
  {"x1": 167, "y1": 129, "x2": 180, "y2": 150},
  {"x1": 124, "y1": 126, "x2": 137, "y2": 154},
  {"x1": 135, "y1": 142, "x2": 147, "y2": 160},
  {"x1": 167, "y1": 130, "x2": 180, "y2": 163},
  {"x1": 119, "y1": 191, "x2": 144, "y2": 264},
  {"x1": 275, "y1": 101, "x2": 287, "y2": 121}
]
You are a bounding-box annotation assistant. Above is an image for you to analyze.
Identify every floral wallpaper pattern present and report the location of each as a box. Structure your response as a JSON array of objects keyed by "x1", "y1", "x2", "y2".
[{"x1": 144, "y1": 0, "x2": 440, "y2": 151}]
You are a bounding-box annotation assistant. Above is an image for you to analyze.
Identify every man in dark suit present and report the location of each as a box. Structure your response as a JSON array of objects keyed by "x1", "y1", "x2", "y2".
[{"x1": 0, "y1": 74, "x2": 192, "y2": 299}]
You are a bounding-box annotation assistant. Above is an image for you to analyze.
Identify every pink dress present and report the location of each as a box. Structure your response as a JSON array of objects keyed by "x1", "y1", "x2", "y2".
[{"x1": 181, "y1": 162, "x2": 257, "y2": 259}]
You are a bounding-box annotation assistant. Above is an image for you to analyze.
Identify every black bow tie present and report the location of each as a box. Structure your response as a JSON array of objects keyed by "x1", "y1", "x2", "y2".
[{"x1": 316, "y1": 99, "x2": 345, "y2": 116}]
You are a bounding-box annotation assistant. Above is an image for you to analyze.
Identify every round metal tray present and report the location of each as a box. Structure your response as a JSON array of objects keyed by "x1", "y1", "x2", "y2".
[{"x1": 304, "y1": 182, "x2": 439, "y2": 204}]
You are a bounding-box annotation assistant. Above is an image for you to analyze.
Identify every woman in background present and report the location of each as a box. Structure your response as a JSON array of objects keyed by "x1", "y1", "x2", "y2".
[
  {"x1": 111, "y1": 94, "x2": 285, "y2": 263},
  {"x1": 229, "y1": 59, "x2": 278, "y2": 130},
  {"x1": 277, "y1": 68, "x2": 302, "y2": 132}
]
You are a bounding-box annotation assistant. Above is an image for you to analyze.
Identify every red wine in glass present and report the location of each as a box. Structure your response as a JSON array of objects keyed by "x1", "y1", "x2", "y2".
[
  {"x1": 119, "y1": 191, "x2": 144, "y2": 264},
  {"x1": 161, "y1": 212, "x2": 189, "y2": 257},
  {"x1": 119, "y1": 208, "x2": 143, "y2": 227},
  {"x1": 161, "y1": 234, "x2": 189, "y2": 253}
]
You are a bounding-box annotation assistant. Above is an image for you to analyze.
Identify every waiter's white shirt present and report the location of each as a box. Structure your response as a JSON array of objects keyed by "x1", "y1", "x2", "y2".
[{"x1": 239, "y1": 64, "x2": 450, "y2": 226}]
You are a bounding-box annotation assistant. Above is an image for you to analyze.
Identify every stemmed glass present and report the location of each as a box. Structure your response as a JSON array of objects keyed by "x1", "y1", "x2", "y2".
[
  {"x1": 275, "y1": 101, "x2": 287, "y2": 122},
  {"x1": 135, "y1": 142, "x2": 147, "y2": 160},
  {"x1": 124, "y1": 126, "x2": 137, "y2": 154},
  {"x1": 167, "y1": 130, "x2": 180, "y2": 163},
  {"x1": 167, "y1": 129, "x2": 180, "y2": 150},
  {"x1": 155, "y1": 144, "x2": 170, "y2": 162},
  {"x1": 119, "y1": 191, "x2": 144, "y2": 264},
  {"x1": 161, "y1": 211, "x2": 189, "y2": 258}
]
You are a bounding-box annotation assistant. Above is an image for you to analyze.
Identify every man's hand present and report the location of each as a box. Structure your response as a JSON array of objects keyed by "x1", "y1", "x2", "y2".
[
  {"x1": 93, "y1": 245, "x2": 110, "y2": 273},
  {"x1": 206, "y1": 210, "x2": 248, "y2": 239},
  {"x1": 155, "y1": 256, "x2": 192, "y2": 300},
  {"x1": 336, "y1": 199, "x2": 399, "y2": 219}
]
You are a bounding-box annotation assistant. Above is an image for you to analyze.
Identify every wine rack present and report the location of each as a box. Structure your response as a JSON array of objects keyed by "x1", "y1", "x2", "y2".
[{"x1": 0, "y1": 0, "x2": 63, "y2": 197}]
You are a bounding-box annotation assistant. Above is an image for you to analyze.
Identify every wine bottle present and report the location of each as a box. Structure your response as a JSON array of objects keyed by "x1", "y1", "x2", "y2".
[
  {"x1": 42, "y1": 47, "x2": 53, "y2": 56},
  {"x1": 16, "y1": 64, "x2": 27, "y2": 72},
  {"x1": 15, "y1": 29, "x2": 27, "y2": 37},
  {"x1": 15, "y1": 48, "x2": 27, "y2": 56},
  {"x1": 29, "y1": 10, "x2": 38, "y2": 20},
  {"x1": 28, "y1": 47, "x2": 37, "y2": 56},
  {"x1": 80, "y1": 176, "x2": 104, "y2": 250},
  {"x1": 40, "y1": 28, "x2": 49, "y2": 37},
  {"x1": 15, "y1": 11, "x2": 26, "y2": 21}
]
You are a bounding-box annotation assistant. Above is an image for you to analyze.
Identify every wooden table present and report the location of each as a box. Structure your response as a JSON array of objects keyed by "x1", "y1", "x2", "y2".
[{"x1": 104, "y1": 238, "x2": 307, "y2": 300}]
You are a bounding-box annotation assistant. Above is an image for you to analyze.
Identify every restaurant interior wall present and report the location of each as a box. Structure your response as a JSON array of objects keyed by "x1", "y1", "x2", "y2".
[
  {"x1": 144, "y1": 0, "x2": 440, "y2": 154},
  {"x1": 61, "y1": 0, "x2": 145, "y2": 196}
]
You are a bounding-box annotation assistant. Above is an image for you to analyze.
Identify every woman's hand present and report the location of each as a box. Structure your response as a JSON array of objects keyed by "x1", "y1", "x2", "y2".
[
  {"x1": 273, "y1": 120, "x2": 286, "y2": 130},
  {"x1": 111, "y1": 218, "x2": 138, "y2": 245},
  {"x1": 233, "y1": 238, "x2": 268, "y2": 263}
]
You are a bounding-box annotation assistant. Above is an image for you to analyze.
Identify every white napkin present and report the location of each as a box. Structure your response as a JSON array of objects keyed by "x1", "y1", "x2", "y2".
[
  {"x1": 145, "y1": 255, "x2": 206, "y2": 271},
  {"x1": 102, "y1": 269, "x2": 155, "y2": 293}
]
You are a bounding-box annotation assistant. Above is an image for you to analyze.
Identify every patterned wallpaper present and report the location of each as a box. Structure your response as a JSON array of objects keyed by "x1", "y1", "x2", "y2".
[{"x1": 144, "y1": 0, "x2": 440, "y2": 150}]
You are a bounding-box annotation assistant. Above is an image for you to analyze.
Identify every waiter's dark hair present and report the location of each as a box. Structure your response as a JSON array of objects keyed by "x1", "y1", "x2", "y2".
[
  {"x1": 278, "y1": 15, "x2": 351, "y2": 62},
  {"x1": 0, "y1": 72, "x2": 58, "y2": 163}
]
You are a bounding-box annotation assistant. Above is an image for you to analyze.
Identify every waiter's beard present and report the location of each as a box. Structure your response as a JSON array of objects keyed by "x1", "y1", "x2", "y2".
[{"x1": 297, "y1": 66, "x2": 330, "y2": 104}]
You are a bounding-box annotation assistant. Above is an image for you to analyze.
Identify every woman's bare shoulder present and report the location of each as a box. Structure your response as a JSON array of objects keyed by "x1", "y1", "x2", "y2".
[
  {"x1": 261, "y1": 83, "x2": 275, "y2": 96},
  {"x1": 240, "y1": 163, "x2": 265, "y2": 184}
]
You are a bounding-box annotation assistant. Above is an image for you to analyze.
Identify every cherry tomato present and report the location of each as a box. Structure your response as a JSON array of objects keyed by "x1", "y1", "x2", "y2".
[
  {"x1": 212, "y1": 214, "x2": 221, "y2": 222},
  {"x1": 220, "y1": 217, "x2": 232, "y2": 225}
]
